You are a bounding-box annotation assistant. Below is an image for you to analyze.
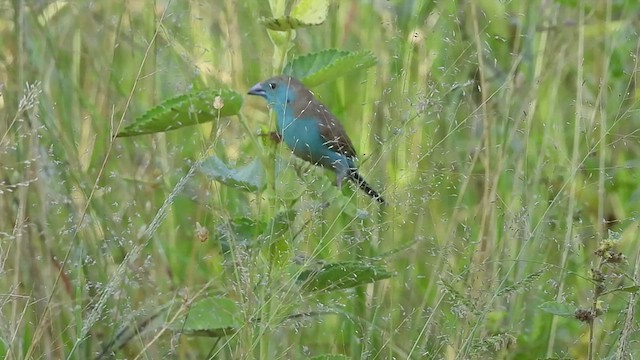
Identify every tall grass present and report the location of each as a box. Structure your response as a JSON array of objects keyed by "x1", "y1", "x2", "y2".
[{"x1": 1, "y1": 0, "x2": 639, "y2": 359}]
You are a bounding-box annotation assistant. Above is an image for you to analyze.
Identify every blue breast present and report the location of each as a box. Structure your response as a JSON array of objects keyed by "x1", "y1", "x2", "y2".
[{"x1": 278, "y1": 114, "x2": 352, "y2": 173}]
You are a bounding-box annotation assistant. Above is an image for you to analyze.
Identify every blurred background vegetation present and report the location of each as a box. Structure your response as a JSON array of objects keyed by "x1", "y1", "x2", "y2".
[{"x1": 1, "y1": 0, "x2": 639, "y2": 359}]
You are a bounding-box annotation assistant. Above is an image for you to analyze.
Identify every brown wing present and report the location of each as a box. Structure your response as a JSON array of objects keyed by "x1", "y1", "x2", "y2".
[
  {"x1": 283, "y1": 76, "x2": 357, "y2": 158},
  {"x1": 314, "y1": 101, "x2": 357, "y2": 158}
]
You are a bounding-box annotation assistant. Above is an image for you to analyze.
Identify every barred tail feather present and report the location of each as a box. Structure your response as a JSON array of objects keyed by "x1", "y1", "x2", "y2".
[{"x1": 348, "y1": 170, "x2": 386, "y2": 204}]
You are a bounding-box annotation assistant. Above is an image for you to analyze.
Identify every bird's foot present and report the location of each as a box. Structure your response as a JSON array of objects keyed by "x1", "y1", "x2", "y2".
[
  {"x1": 258, "y1": 130, "x2": 282, "y2": 143},
  {"x1": 335, "y1": 174, "x2": 345, "y2": 190},
  {"x1": 269, "y1": 131, "x2": 282, "y2": 143}
]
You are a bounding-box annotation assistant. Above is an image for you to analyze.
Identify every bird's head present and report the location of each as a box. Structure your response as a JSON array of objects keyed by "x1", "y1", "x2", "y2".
[{"x1": 247, "y1": 75, "x2": 305, "y2": 108}]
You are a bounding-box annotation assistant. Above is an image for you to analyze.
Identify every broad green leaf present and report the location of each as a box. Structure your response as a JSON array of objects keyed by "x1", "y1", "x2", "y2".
[
  {"x1": 180, "y1": 297, "x2": 242, "y2": 337},
  {"x1": 216, "y1": 216, "x2": 263, "y2": 253},
  {"x1": 199, "y1": 156, "x2": 265, "y2": 192},
  {"x1": 261, "y1": 0, "x2": 328, "y2": 32},
  {"x1": 298, "y1": 261, "x2": 394, "y2": 292},
  {"x1": 290, "y1": 0, "x2": 328, "y2": 26},
  {"x1": 218, "y1": 217, "x2": 263, "y2": 243},
  {"x1": 214, "y1": 210, "x2": 296, "y2": 255},
  {"x1": 538, "y1": 301, "x2": 576, "y2": 318},
  {"x1": 117, "y1": 88, "x2": 242, "y2": 137},
  {"x1": 264, "y1": 209, "x2": 296, "y2": 241},
  {"x1": 265, "y1": 209, "x2": 297, "y2": 266},
  {"x1": 283, "y1": 49, "x2": 377, "y2": 87}
]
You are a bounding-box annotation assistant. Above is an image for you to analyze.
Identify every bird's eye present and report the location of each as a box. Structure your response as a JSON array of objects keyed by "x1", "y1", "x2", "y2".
[{"x1": 268, "y1": 82, "x2": 277, "y2": 89}]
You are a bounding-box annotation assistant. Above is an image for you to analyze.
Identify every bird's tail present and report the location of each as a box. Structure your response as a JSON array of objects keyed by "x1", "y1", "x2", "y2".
[{"x1": 348, "y1": 170, "x2": 386, "y2": 204}]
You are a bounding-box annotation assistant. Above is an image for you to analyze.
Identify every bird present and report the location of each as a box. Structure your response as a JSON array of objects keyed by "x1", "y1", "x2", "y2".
[{"x1": 248, "y1": 75, "x2": 385, "y2": 204}]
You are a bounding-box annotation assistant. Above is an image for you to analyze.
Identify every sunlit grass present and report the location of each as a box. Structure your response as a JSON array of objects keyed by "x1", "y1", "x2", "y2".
[{"x1": 1, "y1": 0, "x2": 639, "y2": 359}]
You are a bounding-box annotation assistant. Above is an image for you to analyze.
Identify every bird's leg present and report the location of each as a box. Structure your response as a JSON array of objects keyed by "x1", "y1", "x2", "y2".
[
  {"x1": 269, "y1": 131, "x2": 282, "y2": 143},
  {"x1": 335, "y1": 169, "x2": 348, "y2": 190},
  {"x1": 259, "y1": 131, "x2": 282, "y2": 143}
]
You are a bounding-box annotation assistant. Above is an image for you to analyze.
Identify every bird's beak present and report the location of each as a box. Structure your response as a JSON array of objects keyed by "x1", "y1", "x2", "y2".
[{"x1": 247, "y1": 82, "x2": 266, "y2": 97}]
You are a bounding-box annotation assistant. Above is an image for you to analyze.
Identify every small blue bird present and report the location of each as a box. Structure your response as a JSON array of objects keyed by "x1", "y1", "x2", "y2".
[{"x1": 248, "y1": 76, "x2": 385, "y2": 204}]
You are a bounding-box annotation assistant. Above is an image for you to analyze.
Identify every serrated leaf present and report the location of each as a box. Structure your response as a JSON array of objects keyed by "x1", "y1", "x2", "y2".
[
  {"x1": 283, "y1": 49, "x2": 377, "y2": 87},
  {"x1": 199, "y1": 156, "x2": 265, "y2": 192},
  {"x1": 298, "y1": 261, "x2": 394, "y2": 292},
  {"x1": 291, "y1": 0, "x2": 328, "y2": 25},
  {"x1": 538, "y1": 301, "x2": 576, "y2": 318},
  {"x1": 180, "y1": 297, "x2": 242, "y2": 337},
  {"x1": 117, "y1": 88, "x2": 242, "y2": 137}
]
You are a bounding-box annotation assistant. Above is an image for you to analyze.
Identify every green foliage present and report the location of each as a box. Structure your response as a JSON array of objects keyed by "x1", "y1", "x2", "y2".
[
  {"x1": 180, "y1": 297, "x2": 243, "y2": 337},
  {"x1": 96, "y1": 307, "x2": 170, "y2": 359},
  {"x1": 214, "y1": 209, "x2": 296, "y2": 253},
  {"x1": 200, "y1": 156, "x2": 266, "y2": 192},
  {"x1": 261, "y1": 16, "x2": 311, "y2": 31},
  {"x1": 298, "y1": 261, "x2": 394, "y2": 292},
  {"x1": 216, "y1": 216, "x2": 264, "y2": 252},
  {"x1": 117, "y1": 88, "x2": 243, "y2": 137},
  {"x1": 601, "y1": 285, "x2": 640, "y2": 296},
  {"x1": 261, "y1": 0, "x2": 328, "y2": 31},
  {"x1": 539, "y1": 301, "x2": 577, "y2": 318},
  {"x1": 290, "y1": 0, "x2": 329, "y2": 26},
  {"x1": 283, "y1": 50, "x2": 378, "y2": 87}
]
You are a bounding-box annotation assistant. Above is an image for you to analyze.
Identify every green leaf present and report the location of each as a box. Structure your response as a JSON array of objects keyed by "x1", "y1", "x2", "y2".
[
  {"x1": 216, "y1": 216, "x2": 263, "y2": 253},
  {"x1": 219, "y1": 217, "x2": 263, "y2": 243},
  {"x1": 199, "y1": 156, "x2": 265, "y2": 192},
  {"x1": 180, "y1": 297, "x2": 242, "y2": 337},
  {"x1": 265, "y1": 209, "x2": 297, "y2": 266},
  {"x1": 538, "y1": 301, "x2": 576, "y2": 318},
  {"x1": 617, "y1": 285, "x2": 640, "y2": 293},
  {"x1": 214, "y1": 210, "x2": 296, "y2": 256},
  {"x1": 261, "y1": 16, "x2": 306, "y2": 31},
  {"x1": 265, "y1": 209, "x2": 296, "y2": 240},
  {"x1": 283, "y1": 49, "x2": 377, "y2": 87},
  {"x1": 261, "y1": 0, "x2": 328, "y2": 31},
  {"x1": 117, "y1": 88, "x2": 242, "y2": 137},
  {"x1": 602, "y1": 285, "x2": 640, "y2": 296},
  {"x1": 298, "y1": 261, "x2": 394, "y2": 292},
  {"x1": 290, "y1": 0, "x2": 328, "y2": 25}
]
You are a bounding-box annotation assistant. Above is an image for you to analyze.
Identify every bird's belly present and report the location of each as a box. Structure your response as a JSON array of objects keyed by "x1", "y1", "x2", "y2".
[{"x1": 280, "y1": 120, "x2": 337, "y2": 168}]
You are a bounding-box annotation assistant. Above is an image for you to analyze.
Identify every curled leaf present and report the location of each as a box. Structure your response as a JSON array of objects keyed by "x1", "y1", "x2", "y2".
[{"x1": 199, "y1": 156, "x2": 265, "y2": 192}]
